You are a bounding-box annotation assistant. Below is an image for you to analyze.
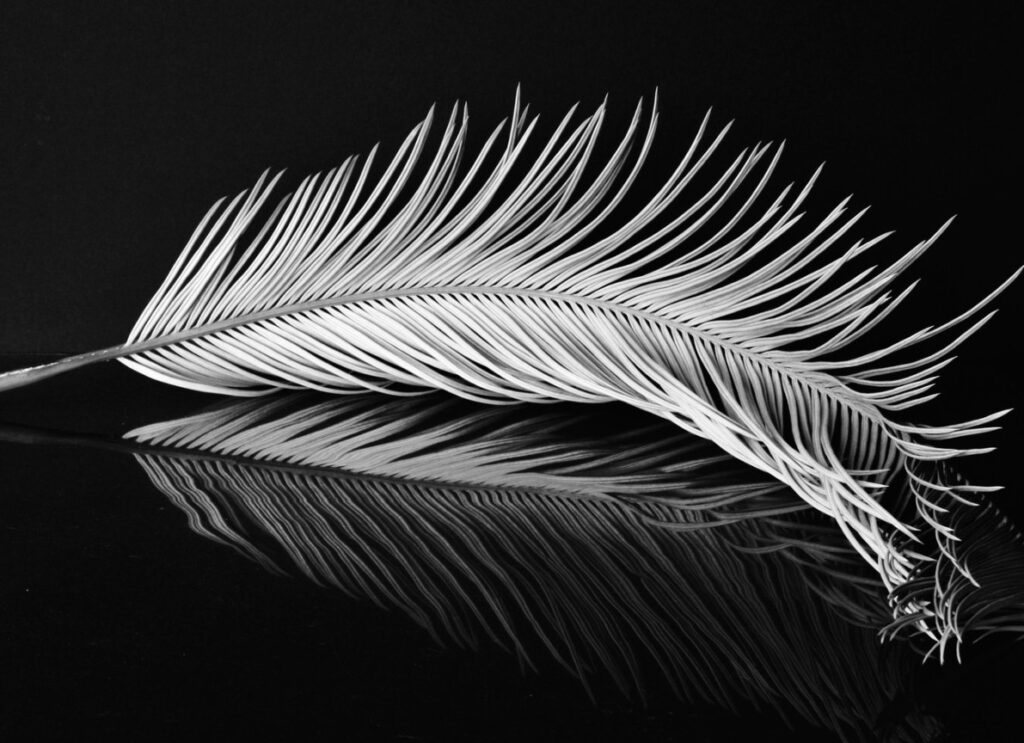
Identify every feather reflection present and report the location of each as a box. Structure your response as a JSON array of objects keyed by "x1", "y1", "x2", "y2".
[{"x1": 124, "y1": 394, "x2": 1024, "y2": 742}]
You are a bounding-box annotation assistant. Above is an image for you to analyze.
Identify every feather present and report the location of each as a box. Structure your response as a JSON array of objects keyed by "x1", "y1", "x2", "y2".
[{"x1": 0, "y1": 90, "x2": 1018, "y2": 605}]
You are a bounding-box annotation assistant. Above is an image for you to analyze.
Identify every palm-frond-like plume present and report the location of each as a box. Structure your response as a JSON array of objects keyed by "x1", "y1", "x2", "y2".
[
  {"x1": 123, "y1": 393, "x2": 944, "y2": 742},
  {"x1": 0, "y1": 90, "x2": 1018, "y2": 610}
]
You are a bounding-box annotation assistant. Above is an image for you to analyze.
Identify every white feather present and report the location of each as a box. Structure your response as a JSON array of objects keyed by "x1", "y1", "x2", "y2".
[{"x1": 1, "y1": 90, "x2": 1019, "y2": 606}]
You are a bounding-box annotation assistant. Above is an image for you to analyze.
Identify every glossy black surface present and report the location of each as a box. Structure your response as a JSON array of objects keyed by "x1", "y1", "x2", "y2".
[
  {"x1": 3, "y1": 357, "x2": 1023, "y2": 741},
  {"x1": 3, "y1": 3, "x2": 1022, "y2": 740}
]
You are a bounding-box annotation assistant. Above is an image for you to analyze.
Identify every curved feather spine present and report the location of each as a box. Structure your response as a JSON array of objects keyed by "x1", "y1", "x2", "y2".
[{"x1": 0, "y1": 91, "x2": 1018, "y2": 605}]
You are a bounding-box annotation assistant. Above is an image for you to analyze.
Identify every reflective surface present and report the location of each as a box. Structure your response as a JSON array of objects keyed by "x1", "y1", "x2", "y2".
[{"x1": 3, "y1": 356, "x2": 1024, "y2": 741}]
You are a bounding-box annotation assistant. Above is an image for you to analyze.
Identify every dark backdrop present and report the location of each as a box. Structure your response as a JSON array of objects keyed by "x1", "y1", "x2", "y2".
[
  {"x1": 2, "y1": 0, "x2": 1020, "y2": 501},
  {"x1": 2, "y1": 2, "x2": 1019, "y2": 349},
  {"x1": 2, "y1": 3, "x2": 1023, "y2": 741}
]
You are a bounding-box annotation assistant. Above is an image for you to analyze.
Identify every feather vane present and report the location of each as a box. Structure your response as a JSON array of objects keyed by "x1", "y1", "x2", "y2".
[{"x1": 0, "y1": 90, "x2": 1019, "y2": 604}]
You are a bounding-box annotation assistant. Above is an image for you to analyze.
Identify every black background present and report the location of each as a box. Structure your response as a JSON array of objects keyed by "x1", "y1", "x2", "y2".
[
  {"x1": 1, "y1": 2, "x2": 1020, "y2": 354},
  {"x1": 1, "y1": 1, "x2": 1020, "y2": 480},
  {"x1": 2, "y1": 2, "x2": 1022, "y2": 740}
]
